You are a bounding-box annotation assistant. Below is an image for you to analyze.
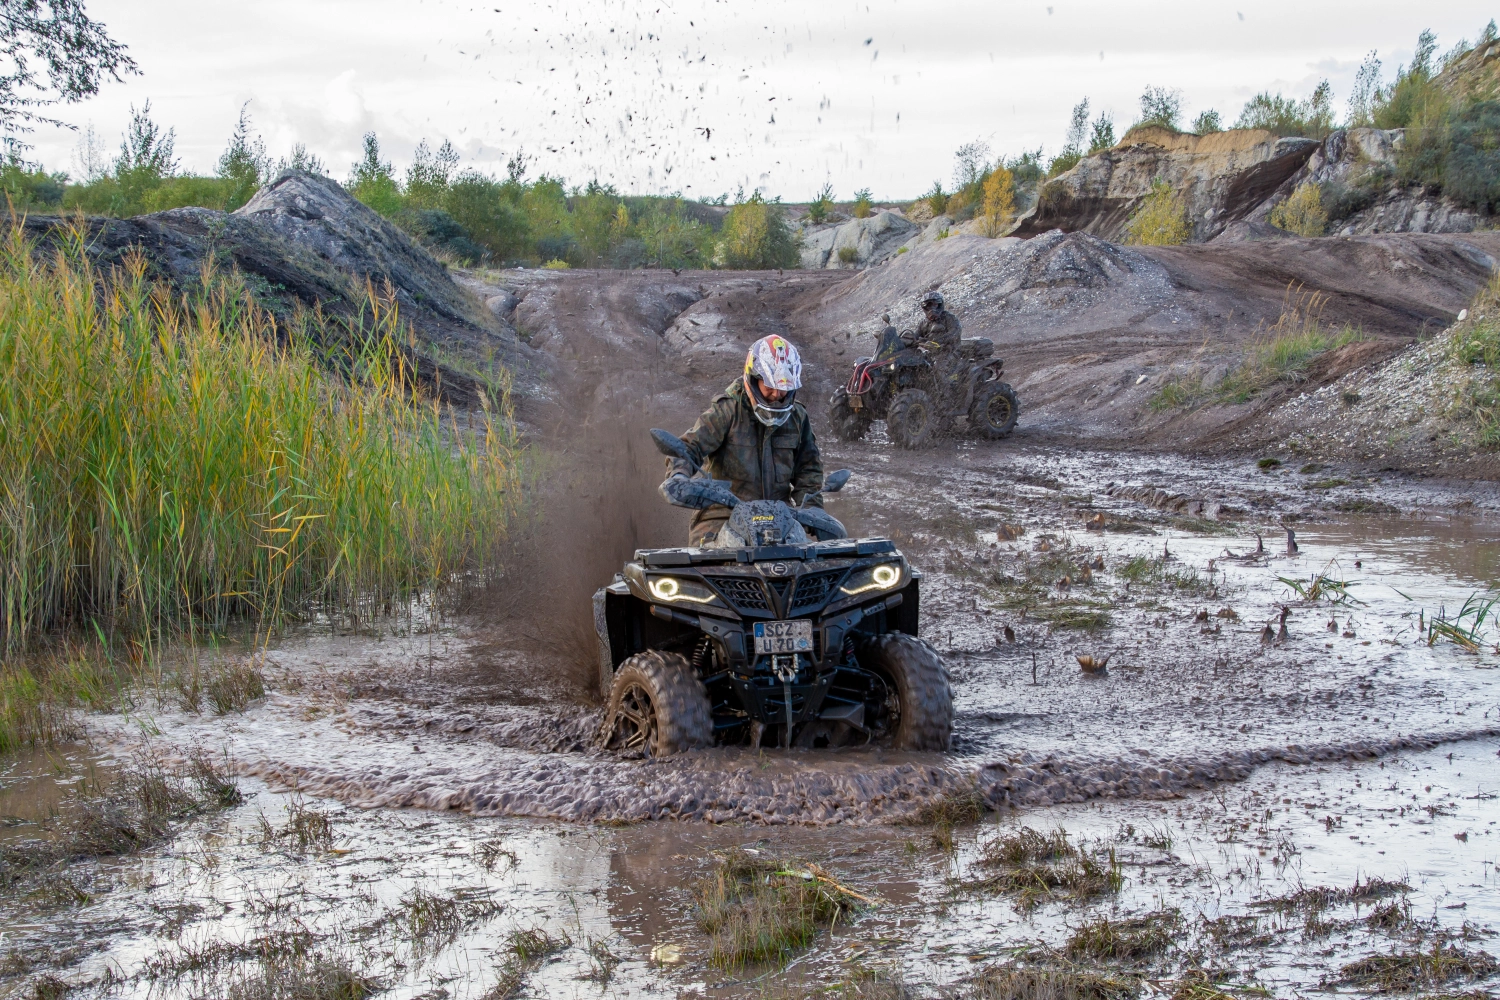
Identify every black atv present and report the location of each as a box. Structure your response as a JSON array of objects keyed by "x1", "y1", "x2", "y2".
[
  {"x1": 592, "y1": 429, "x2": 952, "y2": 756},
  {"x1": 828, "y1": 326, "x2": 1019, "y2": 448}
]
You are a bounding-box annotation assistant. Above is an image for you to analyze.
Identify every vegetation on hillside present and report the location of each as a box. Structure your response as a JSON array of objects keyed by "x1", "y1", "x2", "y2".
[
  {"x1": 1, "y1": 104, "x2": 794, "y2": 270},
  {"x1": 1122, "y1": 182, "x2": 1189, "y2": 246},
  {"x1": 928, "y1": 140, "x2": 1042, "y2": 225}
]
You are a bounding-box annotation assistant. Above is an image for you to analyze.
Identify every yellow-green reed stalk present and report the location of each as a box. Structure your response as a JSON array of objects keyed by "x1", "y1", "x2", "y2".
[{"x1": 0, "y1": 221, "x2": 518, "y2": 656}]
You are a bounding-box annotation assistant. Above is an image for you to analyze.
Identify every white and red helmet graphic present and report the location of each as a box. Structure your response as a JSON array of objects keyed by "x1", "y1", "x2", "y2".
[{"x1": 743, "y1": 335, "x2": 803, "y2": 393}]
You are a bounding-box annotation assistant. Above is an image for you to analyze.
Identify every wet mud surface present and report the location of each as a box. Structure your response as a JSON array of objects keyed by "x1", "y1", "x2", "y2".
[{"x1": 5, "y1": 442, "x2": 1500, "y2": 996}]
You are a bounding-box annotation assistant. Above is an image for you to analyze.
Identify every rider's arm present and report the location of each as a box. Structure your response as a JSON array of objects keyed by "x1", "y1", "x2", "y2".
[
  {"x1": 672, "y1": 395, "x2": 733, "y2": 478},
  {"x1": 789, "y1": 418, "x2": 825, "y2": 507}
]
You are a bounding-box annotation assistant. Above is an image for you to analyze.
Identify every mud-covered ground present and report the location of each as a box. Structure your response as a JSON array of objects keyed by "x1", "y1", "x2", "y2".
[{"x1": 5, "y1": 439, "x2": 1500, "y2": 998}]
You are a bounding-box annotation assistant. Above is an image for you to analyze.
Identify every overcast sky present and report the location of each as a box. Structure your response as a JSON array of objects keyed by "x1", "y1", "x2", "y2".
[{"x1": 25, "y1": 0, "x2": 1499, "y2": 201}]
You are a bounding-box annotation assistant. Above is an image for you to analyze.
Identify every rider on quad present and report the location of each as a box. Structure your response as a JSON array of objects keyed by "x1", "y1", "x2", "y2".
[
  {"x1": 910, "y1": 290, "x2": 965, "y2": 406},
  {"x1": 667, "y1": 335, "x2": 824, "y2": 546}
]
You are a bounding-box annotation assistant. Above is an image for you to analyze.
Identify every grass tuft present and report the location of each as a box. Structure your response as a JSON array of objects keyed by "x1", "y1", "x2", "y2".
[
  {"x1": 1218, "y1": 291, "x2": 1362, "y2": 402},
  {"x1": 1338, "y1": 943, "x2": 1499, "y2": 992},
  {"x1": 971, "y1": 964, "x2": 1140, "y2": 1000},
  {"x1": 693, "y1": 848, "x2": 865, "y2": 970},
  {"x1": 1065, "y1": 910, "x2": 1181, "y2": 962},
  {"x1": 964, "y1": 828, "x2": 1123, "y2": 910}
]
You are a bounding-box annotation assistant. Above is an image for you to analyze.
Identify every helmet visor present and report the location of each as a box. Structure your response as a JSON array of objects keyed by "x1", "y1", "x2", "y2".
[{"x1": 746, "y1": 376, "x2": 796, "y2": 426}]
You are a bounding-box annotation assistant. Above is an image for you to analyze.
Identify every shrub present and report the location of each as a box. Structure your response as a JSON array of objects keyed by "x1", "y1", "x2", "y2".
[
  {"x1": 1049, "y1": 98, "x2": 1091, "y2": 176},
  {"x1": 1137, "y1": 87, "x2": 1182, "y2": 129},
  {"x1": 1447, "y1": 271, "x2": 1500, "y2": 445},
  {"x1": 1122, "y1": 181, "x2": 1189, "y2": 245},
  {"x1": 541, "y1": 258, "x2": 570, "y2": 269},
  {"x1": 807, "y1": 182, "x2": 834, "y2": 223},
  {"x1": 0, "y1": 223, "x2": 519, "y2": 652},
  {"x1": 348, "y1": 132, "x2": 402, "y2": 217},
  {"x1": 837, "y1": 246, "x2": 859, "y2": 264},
  {"x1": 1268, "y1": 182, "x2": 1328, "y2": 236},
  {"x1": 1088, "y1": 114, "x2": 1116, "y2": 152},
  {"x1": 216, "y1": 104, "x2": 271, "y2": 212},
  {"x1": 852, "y1": 187, "x2": 873, "y2": 218},
  {"x1": 1191, "y1": 109, "x2": 1223, "y2": 134},
  {"x1": 923, "y1": 180, "x2": 948, "y2": 216},
  {"x1": 1046, "y1": 149, "x2": 1082, "y2": 178},
  {"x1": 1235, "y1": 80, "x2": 1335, "y2": 139},
  {"x1": 980, "y1": 165, "x2": 1016, "y2": 237},
  {"x1": 715, "y1": 194, "x2": 799, "y2": 269}
]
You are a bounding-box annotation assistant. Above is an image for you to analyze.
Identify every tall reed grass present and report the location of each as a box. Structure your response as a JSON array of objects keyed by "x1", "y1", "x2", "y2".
[{"x1": 0, "y1": 222, "x2": 519, "y2": 657}]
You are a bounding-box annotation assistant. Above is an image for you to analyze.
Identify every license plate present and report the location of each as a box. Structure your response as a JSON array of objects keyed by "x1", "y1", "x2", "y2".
[
  {"x1": 753, "y1": 620, "x2": 813, "y2": 654},
  {"x1": 848, "y1": 394, "x2": 863, "y2": 411}
]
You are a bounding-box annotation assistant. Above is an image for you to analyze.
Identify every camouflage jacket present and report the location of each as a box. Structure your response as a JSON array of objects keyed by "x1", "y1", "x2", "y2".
[
  {"x1": 916, "y1": 309, "x2": 963, "y2": 352},
  {"x1": 669, "y1": 379, "x2": 824, "y2": 531}
]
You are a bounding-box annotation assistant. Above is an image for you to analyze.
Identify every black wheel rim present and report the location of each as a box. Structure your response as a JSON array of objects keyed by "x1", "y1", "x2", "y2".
[
  {"x1": 985, "y1": 394, "x2": 1013, "y2": 429},
  {"x1": 609, "y1": 683, "x2": 657, "y2": 753}
]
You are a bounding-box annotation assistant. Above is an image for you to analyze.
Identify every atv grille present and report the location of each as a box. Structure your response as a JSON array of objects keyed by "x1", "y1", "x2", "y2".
[
  {"x1": 790, "y1": 571, "x2": 844, "y2": 613},
  {"x1": 706, "y1": 576, "x2": 769, "y2": 612}
]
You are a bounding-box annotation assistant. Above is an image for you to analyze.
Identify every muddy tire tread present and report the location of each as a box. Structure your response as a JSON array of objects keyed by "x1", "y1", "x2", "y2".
[
  {"x1": 828, "y1": 393, "x2": 873, "y2": 442},
  {"x1": 885, "y1": 389, "x2": 935, "y2": 449},
  {"x1": 970, "y1": 382, "x2": 1019, "y2": 439},
  {"x1": 605, "y1": 650, "x2": 712, "y2": 755},
  {"x1": 859, "y1": 633, "x2": 953, "y2": 750}
]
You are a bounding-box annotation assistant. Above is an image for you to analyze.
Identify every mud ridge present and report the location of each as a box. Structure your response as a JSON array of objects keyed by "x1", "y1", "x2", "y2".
[
  {"x1": 232, "y1": 751, "x2": 978, "y2": 826},
  {"x1": 979, "y1": 725, "x2": 1500, "y2": 808}
]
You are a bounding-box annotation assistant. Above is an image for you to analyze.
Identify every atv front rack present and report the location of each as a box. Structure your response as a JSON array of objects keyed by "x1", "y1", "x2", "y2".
[{"x1": 637, "y1": 538, "x2": 896, "y2": 568}]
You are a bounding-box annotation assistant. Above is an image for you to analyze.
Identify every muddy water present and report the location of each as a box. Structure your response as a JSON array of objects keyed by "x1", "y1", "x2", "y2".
[{"x1": 4, "y1": 445, "x2": 1500, "y2": 996}]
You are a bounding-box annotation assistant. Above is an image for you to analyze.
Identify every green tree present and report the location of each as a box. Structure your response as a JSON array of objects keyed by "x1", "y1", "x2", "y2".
[
  {"x1": 1137, "y1": 87, "x2": 1182, "y2": 130},
  {"x1": 808, "y1": 181, "x2": 834, "y2": 223},
  {"x1": 1048, "y1": 98, "x2": 1090, "y2": 176},
  {"x1": 715, "y1": 194, "x2": 798, "y2": 269},
  {"x1": 852, "y1": 187, "x2": 873, "y2": 218},
  {"x1": 113, "y1": 101, "x2": 175, "y2": 214},
  {"x1": 1235, "y1": 81, "x2": 1334, "y2": 139},
  {"x1": 404, "y1": 138, "x2": 458, "y2": 209},
  {"x1": 348, "y1": 132, "x2": 401, "y2": 217},
  {"x1": 216, "y1": 103, "x2": 270, "y2": 211},
  {"x1": 1088, "y1": 113, "x2": 1116, "y2": 152},
  {"x1": 0, "y1": 0, "x2": 139, "y2": 152},
  {"x1": 445, "y1": 171, "x2": 529, "y2": 261},
  {"x1": 1190, "y1": 109, "x2": 1223, "y2": 135}
]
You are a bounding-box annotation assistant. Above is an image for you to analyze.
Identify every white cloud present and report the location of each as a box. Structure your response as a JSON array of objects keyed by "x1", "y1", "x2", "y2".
[{"x1": 23, "y1": 0, "x2": 1498, "y2": 198}]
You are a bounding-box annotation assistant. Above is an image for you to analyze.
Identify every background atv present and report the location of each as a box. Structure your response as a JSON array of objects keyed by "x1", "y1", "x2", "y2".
[
  {"x1": 829, "y1": 326, "x2": 1019, "y2": 448},
  {"x1": 592, "y1": 429, "x2": 953, "y2": 756}
]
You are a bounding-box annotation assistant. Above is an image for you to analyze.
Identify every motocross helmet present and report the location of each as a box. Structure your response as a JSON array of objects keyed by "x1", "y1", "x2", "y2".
[
  {"x1": 920, "y1": 290, "x2": 944, "y2": 311},
  {"x1": 743, "y1": 335, "x2": 802, "y2": 427}
]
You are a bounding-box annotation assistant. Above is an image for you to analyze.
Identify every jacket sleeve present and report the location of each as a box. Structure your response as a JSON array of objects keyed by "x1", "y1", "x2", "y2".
[
  {"x1": 670, "y1": 396, "x2": 733, "y2": 478},
  {"x1": 789, "y1": 415, "x2": 825, "y2": 506},
  {"x1": 936, "y1": 313, "x2": 963, "y2": 349}
]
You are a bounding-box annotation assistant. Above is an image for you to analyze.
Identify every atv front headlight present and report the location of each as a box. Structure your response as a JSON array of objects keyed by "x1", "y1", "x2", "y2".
[
  {"x1": 839, "y1": 562, "x2": 903, "y2": 596},
  {"x1": 647, "y1": 575, "x2": 718, "y2": 604}
]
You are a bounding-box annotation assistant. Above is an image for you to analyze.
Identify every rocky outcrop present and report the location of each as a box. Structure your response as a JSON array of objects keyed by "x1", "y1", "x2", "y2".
[
  {"x1": 236, "y1": 171, "x2": 498, "y2": 335},
  {"x1": 1252, "y1": 128, "x2": 1485, "y2": 236},
  {"x1": 1015, "y1": 127, "x2": 1319, "y2": 242},
  {"x1": 797, "y1": 210, "x2": 917, "y2": 269}
]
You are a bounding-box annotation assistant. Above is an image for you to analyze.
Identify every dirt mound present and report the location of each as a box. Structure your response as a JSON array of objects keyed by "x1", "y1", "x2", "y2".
[
  {"x1": 15, "y1": 171, "x2": 543, "y2": 407},
  {"x1": 794, "y1": 229, "x2": 1500, "y2": 459}
]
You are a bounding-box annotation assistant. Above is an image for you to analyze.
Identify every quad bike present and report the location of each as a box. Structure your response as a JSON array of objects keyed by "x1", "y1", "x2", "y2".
[
  {"x1": 592, "y1": 429, "x2": 953, "y2": 756},
  {"x1": 828, "y1": 326, "x2": 1019, "y2": 448}
]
